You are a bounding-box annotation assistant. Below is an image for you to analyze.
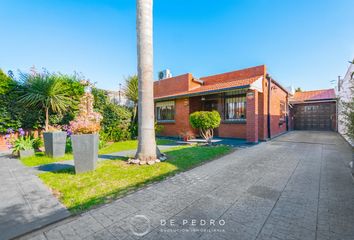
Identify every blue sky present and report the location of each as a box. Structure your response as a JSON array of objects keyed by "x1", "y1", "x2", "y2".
[{"x1": 1, "y1": 0, "x2": 353, "y2": 91}]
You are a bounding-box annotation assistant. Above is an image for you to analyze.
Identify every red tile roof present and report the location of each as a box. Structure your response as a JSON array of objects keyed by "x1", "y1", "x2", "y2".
[
  {"x1": 290, "y1": 89, "x2": 336, "y2": 103},
  {"x1": 155, "y1": 75, "x2": 262, "y2": 100},
  {"x1": 154, "y1": 65, "x2": 266, "y2": 100}
]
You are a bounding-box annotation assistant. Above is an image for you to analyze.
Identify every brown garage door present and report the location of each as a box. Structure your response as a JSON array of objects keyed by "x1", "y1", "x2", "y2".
[{"x1": 293, "y1": 103, "x2": 336, "y2": 131}]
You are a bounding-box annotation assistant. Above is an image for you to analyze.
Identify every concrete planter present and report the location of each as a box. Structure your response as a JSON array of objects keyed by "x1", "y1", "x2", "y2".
[
  {"x1": 43, "y1": 132, "x2": 67, "y2": 158},
  {"x1": 71, "y1": 134, "x2": 99, "y2": 174},
  {"x1": 19, "y1": 149, "x2": 34, "y2": 158}
]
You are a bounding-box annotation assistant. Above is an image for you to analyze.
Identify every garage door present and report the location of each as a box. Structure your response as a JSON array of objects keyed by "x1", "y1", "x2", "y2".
[{"x1": 293, "y1": 103, "x2": 336, "y2": 131}]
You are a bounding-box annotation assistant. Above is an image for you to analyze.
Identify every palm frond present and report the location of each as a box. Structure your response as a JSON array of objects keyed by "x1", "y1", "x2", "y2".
[
  {"x1": 18, "y1": 73, "x2": 72, "y2": 112},
  {"x1": 123, "y1": 75, "x2": 138, "y2": 103}
]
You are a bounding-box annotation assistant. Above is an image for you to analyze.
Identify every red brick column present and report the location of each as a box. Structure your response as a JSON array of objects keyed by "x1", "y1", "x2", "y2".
[{"x1": 246, "y1": 90, "x2": 259, "y2": 143}]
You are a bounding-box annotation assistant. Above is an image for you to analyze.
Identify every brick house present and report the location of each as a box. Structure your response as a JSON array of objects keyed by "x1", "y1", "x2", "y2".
[
  {"x1": 154, "y1": 65, "x2": 290, "y2": 143},
  {"x1": 289, "y1": 89, "x2": 337, "y2": 131}
]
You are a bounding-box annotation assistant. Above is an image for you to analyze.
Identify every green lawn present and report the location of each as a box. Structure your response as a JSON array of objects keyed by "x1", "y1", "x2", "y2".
[
  {"x1": 39, "y1": 145, "x2": 232, "y2": 213},
  {"x1": 20, "y1": 152, "x2": 73, "y2": 167},
  {"x1": 20, "y1": 138, "x2": 175, "y2": 167}
]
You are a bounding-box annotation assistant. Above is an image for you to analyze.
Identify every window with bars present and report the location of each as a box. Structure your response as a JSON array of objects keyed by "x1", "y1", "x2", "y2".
[
  {"x1": 224, "y1": 95, "x2": 246, "y2": 121},
  {"x1": 156, "y1": 101, "x2": 175, "y2": 121}
]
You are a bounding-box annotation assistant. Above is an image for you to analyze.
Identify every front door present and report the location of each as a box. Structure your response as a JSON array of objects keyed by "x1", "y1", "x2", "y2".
[
  {"x1": 202, "y1": 100, "x2": 219, "y2": 136},
  {"x1": 203, "y1": 100, "x2": 218, "y2": 111}
]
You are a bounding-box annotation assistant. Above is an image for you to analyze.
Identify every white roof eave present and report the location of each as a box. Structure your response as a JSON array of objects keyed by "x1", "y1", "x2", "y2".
[{"x1": 249, "y1": 76, "x2": 263, "y2": 93}]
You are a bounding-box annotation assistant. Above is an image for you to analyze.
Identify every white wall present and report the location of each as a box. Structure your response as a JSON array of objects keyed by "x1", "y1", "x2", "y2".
[{"x1": 337, "y1": 61, "x2": 354, "y2": 145}]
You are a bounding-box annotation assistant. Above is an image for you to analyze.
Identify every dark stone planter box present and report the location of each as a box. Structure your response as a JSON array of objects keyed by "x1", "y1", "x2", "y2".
[
  {"x1": 19, "y1": 149, "x2": 34, "y2": 158},
  {"x1": 71, "y1": 134, "x2": 99, "y2": 174},
  {"x1": 43, "y1": 132, "x2": 67, "y2": 158}
]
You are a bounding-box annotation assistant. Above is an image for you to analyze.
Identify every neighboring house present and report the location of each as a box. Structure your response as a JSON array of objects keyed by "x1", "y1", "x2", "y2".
[
  {"x1": 154, "y1": 65, "x2": 290, "y2": 143},
  {"x1": 106, "y1": 90, "x2": 133, "y2": 107},
  {"x1": 337, "y1": 61, "x2": 354, "y2": 145},
  {"x1": 289, "y1": 89, "x2": 337, "y2": 131}
]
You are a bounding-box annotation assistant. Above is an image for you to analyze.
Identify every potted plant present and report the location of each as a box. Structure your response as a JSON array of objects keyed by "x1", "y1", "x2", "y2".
[
  {"x1": 43, "y1": 125, "x2": 67, "y2": 157},
  {"x1": 15, "y1": 137, "x2": 35, "y2": 158},
  {"x1": 69, "y1": 83, "x2": 102, "y2": 173},
  {"x1": 18, "y1": 70, "x2": 72, "y2": 157},
  {"x1": 4, "y1": 128, "x2": 35, "y2": 158}
]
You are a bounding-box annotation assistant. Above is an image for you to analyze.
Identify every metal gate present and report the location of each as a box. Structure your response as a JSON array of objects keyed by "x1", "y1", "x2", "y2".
[{"x1": 293, "y1": 103, "x2": 336, "y2": 131}]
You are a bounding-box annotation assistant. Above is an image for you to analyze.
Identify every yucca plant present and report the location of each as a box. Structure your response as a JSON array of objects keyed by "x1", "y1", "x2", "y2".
[{"x1": 18, "y1": 72, "x2": 72, "y2": 131}]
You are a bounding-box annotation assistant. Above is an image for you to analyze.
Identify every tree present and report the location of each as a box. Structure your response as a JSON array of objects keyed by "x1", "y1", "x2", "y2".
[
  {"x1": 134, "y1": 0, "x2": 160, "y2": 163},
  {"x1": 0, "y1": 70, "x2": 22, "y2": 132},
  {"x1": 189, "y1": 111, "x2": 221, "y2": 145},
  {"x1": 123, "y1": 75, "x2": 138, "y2": 123},
  {"x1": 18, "y1": 72, "x2": 72, "y2": 132},
  {"x1": 295, "y1": 87, "x2": 302, "y2": 92},
  {"x1": 0, "y1": 70, "x2": 14, "y2": 94}
]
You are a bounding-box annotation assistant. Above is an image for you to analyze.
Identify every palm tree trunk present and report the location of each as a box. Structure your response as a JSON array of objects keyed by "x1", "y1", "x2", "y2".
[
  {"x1": 133, "y1": 103, "x2": 138, "y2": 124},
  {"x1": 135, "y1": 0, "x2": 159, "y2": 162},
  {"x1": 45, "y1": 107, "x2": 49, "y2": 132}
]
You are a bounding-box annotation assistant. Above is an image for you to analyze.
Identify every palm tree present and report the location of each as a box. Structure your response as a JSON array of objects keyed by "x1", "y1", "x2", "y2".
[
  {"x1": 18, "y1": 73, "x2": 72, "y2": 132},
  {"x1": 135, "y1": 0, "x2": 159, "y2": 163},
  {"x1": 123, "y1": 75, "x2": 138, "y2": 123}
]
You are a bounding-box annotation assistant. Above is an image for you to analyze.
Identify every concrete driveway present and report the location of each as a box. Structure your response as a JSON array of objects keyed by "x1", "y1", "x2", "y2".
[{"x1": 22, "y1": 131, "x2": 354, "y2": 240}]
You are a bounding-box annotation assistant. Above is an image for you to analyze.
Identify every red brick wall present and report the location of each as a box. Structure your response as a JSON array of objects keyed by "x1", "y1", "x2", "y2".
[
  {"x1": 200, "y1": 65, "x2": 265, "y2": 86},
  {"x1": 258, "y1": 91, "x2": 266, "y2": 141},
  {"x1": 157, "y1": 98, "x2": 196, "y2": 138},
  {"x1": 260, "y1": 74, "x2": 269, "y2": 141},
  {"x1": 154, "y1": 74, "x2": 190, "y2": 98},
  {"x1": 269, "y1": 81, "x2": 288, "y2": 137},
  {"x1": 246, "y1": 90, "x2": 259, "y2": 142},
  {"x1": 218, "y1": 123, "x2": 247, "y2": 138},
  {"x1": 154, "y1": 73, "x2": 203, "y2": 99}
]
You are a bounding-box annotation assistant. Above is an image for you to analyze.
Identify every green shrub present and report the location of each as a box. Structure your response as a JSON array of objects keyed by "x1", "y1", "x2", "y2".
[
  {"x1": 65, "y1": 137, "x2": 73, "y2": 153},
  {"x1": 92, "y1": 88, "x2": 133, "y2": 142},
  {"x1": 0, "y1": 70, "x2": 23, "y2": 132},
  {"x1": 155, "y1": 122, "x2": 164, "y2": 135},
  {"x1": 130, "y1": 122, "x2": 138, "y2": 139},
  {"x1": 100, "y1": 103, "x2": 132, "y2": 142},
  {"x1": 31, "y1": 136, "x2": 43, "y2": 150},
  {"x1": 99, "y1": 137, "x2": 107, "y2": 149},
  {"x1": 189, "y1": 111, "x2": 221, "y2": 144}
]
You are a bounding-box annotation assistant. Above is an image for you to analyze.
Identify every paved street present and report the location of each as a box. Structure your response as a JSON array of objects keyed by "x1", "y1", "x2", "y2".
[{"x1": 21, "y1": 131, "x2": 354, "y2": 240}]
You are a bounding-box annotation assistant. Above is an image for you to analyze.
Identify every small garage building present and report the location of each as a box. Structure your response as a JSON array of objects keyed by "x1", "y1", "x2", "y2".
[{"x1": 289, "y1": 89, "x2": 337, "y2": 131}]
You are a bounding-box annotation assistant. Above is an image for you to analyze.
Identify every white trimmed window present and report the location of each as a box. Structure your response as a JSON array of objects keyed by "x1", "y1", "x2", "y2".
[{"x1": 156, "y1": 101, "x2": 175, "y2": 121}]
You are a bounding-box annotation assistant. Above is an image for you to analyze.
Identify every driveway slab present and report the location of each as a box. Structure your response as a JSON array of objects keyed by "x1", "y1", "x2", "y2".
[
  {"x1": 0, "y1": 157, "x2": 69, "y2": 240},
  {"x1": 19, "y1": 131, "x2": 354, "y2": 240}
]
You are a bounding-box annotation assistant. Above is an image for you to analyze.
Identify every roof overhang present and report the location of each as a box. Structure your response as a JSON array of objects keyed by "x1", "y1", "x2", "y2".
[
  {"x1": 289, "y1": 98, "x2": 337, "y2": 105},
  {"x1": 155, "y1": 84, "x2": 251, "y2": 101}
]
